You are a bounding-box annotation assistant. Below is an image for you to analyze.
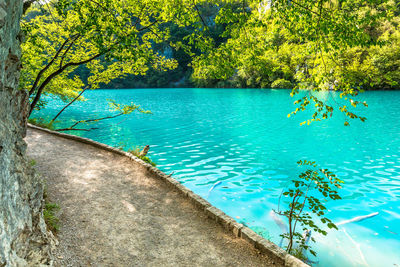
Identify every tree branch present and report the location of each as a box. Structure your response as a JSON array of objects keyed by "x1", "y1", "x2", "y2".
[
  {"x1": 87, "y1": 0, "x2": 122, "y2": 28},
  {"x1": 29, "y1": 36, "x2": 72, "y2": 96},
  {"x1": 55, "y1": 112, "x2": 124, "y2": 132},
  {"x1": 290, "y1": 0, "x2": 330, "y2": 20},
  {"x1": 192, "y1": 0, "x2": 208, "y2": 30},
  {"x1": 29, "y1": 49, "x2": 109, "y2": 115},
  {"x1": 60, "y1": 34, "x2": 81, "y2": 68},
  {"x1": 55, "y1": 128, "x2": 97, "y2": 132},
  {"x1": 23, "y1": 0, "x2": 37, "y2": 15},
  {"x1": 50, "y1": 85, "x2": 89, "y2": 123},
  {"x1": 292, "y1": 181, "x2": 313, "y2": 243},
  {"x1": 137, "y1": 20, "x2": 158, "y2": 32},
  {"x1": 284, "y1": 191, "x2": 302, "y2": 253}
]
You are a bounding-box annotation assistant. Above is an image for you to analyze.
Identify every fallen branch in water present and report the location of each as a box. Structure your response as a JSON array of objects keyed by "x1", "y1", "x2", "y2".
[
  {"x1": 336, "y1": 212, "x2": 379, "y2": 226},
  {"x1": 55, "y1": 128, "x2": 98, "y2": 132},
  {"x1": 54, "y1": 100, "x2": 151, "y2": 132},
  {"x1": 55, "y1": 113, "x2": 123, "y2": 132}
]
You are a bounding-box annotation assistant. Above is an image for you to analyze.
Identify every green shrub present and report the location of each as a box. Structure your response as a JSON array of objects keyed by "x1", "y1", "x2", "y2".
[
  {"x1": 140, "y1": 156, "x2": 157, "y2": 167},
  {"x1": 28, "y1": 118, "x2": 55, "y2": 130},
  {"x1": 42, "y1": 182, "x2": 60, "y2": 234},
  {"x1": 126, "y1": 146, "x2": 157, "y2": 167},
  {"x1": 271, "y1": 79, "x2": 293, "y2": 89}
]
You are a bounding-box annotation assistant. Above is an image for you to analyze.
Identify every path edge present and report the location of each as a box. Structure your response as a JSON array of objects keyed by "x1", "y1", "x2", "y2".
[{"x1": 27, "y1": 123, "x2": 309, "y2": 267}]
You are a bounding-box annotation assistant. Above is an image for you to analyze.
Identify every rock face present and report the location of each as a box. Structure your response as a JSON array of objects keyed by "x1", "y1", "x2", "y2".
[{"x1": 0, "y1": 0, "x2": 52, "y2": 266}]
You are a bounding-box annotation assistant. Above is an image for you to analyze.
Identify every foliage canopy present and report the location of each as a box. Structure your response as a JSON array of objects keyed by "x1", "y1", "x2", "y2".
[
  {"x1": 191, "y1": 0, "x2": 399, "y2": 125},
  {"x1": 23, "y1": 0, "x2": 399, "y2": 125},
  {"x1": 21, "y1": 0, "x2": 214, "y2": 114}
]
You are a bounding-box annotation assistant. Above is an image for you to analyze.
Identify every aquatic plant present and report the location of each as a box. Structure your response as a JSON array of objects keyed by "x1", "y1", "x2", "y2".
[{"x1": 274, "y1": 160, "x2": 343, "y2": 259}]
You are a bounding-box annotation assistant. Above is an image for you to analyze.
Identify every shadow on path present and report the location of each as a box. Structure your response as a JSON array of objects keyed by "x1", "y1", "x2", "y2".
[{"x1": 26, "y1": 128, "x2": 276, "y2": 267}]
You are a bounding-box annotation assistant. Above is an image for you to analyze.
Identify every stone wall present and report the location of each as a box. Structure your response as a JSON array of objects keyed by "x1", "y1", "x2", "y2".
[{"x1": 0, "y1": 0, "x2": 52, "y2": 266}]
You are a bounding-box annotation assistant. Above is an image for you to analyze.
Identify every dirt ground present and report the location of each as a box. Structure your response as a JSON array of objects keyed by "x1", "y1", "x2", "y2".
[{"x1": 26, "y1": 128, "x2": 278, "y2": 267}]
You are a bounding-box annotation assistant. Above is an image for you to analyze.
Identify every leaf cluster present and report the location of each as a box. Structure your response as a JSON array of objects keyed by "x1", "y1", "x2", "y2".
[
  {"x1": 21, "y1": 0, "x2": 215, "y2": 112},
  {"x1": 192, "y1": 0, "x2": 400, "y2": 124}
]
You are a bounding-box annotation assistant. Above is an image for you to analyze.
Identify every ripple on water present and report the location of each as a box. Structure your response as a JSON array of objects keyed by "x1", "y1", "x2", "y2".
[{"x1": 36, "y1": 89, "x2": 400, "y2": 267}]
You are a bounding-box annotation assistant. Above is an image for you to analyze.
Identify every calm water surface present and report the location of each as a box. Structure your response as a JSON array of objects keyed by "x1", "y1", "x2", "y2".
[{"x1": 36, "y1": 89, "x2": 400, "y2": 267}]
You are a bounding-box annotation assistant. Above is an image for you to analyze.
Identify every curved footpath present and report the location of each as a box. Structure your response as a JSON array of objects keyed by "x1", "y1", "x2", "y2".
[{"x1": 26, "y1": 127, "x2": 281, "y2": 267}]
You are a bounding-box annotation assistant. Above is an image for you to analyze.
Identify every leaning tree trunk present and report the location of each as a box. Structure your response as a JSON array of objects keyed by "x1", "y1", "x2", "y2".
[{"x1": 0, "y1": 0, "x2": 53, "y2": 266}]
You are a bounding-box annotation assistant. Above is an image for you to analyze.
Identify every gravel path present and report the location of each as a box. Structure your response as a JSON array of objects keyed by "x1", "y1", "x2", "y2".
[{"x1": 26, "y1": 128, "x2": 278, "y2": 267}]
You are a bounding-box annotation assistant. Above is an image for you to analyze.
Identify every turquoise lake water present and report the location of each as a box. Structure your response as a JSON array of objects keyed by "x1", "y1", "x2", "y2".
[{"x1": 35, "y1": 88, "x2": 400, "y2": 267}]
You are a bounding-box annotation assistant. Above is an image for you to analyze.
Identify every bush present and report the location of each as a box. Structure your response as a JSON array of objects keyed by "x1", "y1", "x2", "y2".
[
  {"x1": 271, "y1": 78, "x2": 293, "y2": 89},
  {"x1": 28, "y1": 118, "x2": 55, "y2": 130},
  {"x1": 127, "y1": 146, "x2": 157, "y2": 167},
  {"x1": 43, "y1": 202, "x2": 60, "y2": 233}
]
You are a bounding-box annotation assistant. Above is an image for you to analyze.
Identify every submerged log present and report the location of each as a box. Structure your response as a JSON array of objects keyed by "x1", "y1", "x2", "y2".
[{"x1": 336, "y1": 212, "x2": 379, "y2": 226}]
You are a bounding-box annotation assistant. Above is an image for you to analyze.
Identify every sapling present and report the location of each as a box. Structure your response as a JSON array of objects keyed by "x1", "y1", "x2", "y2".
[{"x1": 275, "y1": 160, "x2": 343, "y2": 259}]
